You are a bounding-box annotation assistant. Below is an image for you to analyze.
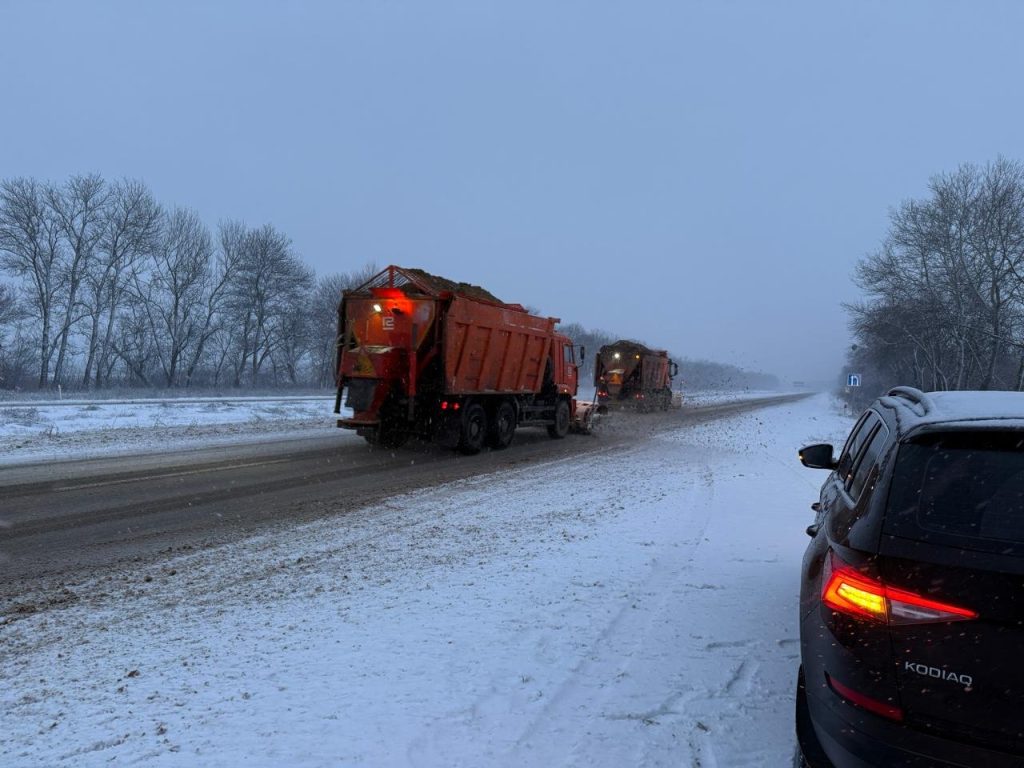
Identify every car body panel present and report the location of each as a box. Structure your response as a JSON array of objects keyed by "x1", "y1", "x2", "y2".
[{"x1": 796, "y1": 389, "x2": 1024, "y2": 766}]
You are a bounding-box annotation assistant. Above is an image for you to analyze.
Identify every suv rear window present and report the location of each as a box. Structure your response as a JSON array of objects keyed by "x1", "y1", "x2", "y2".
[{"x1": 886, "y1": 431, "x2": 1024, "y2": 552}]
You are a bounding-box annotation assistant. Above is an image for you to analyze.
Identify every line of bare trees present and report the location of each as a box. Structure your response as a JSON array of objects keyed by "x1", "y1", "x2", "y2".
[
  {"x1": 0, "y1": 173, "x2": 780, "y2": 394},
  {"x1": 844, "y1": 157, "x2": 1024, "y2": 401},
  {"x1": 0, "y1": 174, "x2": 375, "y2": 390}
]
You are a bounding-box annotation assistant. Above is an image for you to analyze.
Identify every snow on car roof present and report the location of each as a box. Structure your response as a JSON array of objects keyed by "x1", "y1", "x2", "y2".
[{"x1": 884, "y1": 389, "x2": 1024, "y2": 433}]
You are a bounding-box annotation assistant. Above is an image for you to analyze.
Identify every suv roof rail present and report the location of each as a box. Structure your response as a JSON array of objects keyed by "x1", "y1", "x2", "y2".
[{"x1": 880, "y1": 386, "x2": 931, "y2": 416}]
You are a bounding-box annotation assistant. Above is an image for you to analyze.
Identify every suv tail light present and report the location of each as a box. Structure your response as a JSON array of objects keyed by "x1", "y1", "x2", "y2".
[{"x1": 822, "y1": 551, "x2": 978, "y2": 625}]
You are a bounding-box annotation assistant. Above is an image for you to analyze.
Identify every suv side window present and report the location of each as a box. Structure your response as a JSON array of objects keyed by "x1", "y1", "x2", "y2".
[
  {"x1": 837, "y1": 411, "x2": 880, "y2": 483},
  {"x1": 848, "y1": 423, "x2": 890, "y2": 499}
]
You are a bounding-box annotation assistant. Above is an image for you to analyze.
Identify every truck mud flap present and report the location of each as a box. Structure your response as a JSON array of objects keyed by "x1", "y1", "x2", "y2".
[
  {"x1": 345, "y1": 378, "x2": 378, "y2": 412},
  {"x1": 432, "y1": 412, "x2": 462, "y2": 449}
]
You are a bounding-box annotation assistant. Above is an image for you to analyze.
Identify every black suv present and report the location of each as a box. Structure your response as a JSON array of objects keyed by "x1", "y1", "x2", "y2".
[{"x1": 795, "y1": 387, "x2": 1024, "y2": 767}]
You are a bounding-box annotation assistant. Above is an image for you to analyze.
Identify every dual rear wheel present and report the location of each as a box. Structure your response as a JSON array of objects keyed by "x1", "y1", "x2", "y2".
[
  {"x1": 458, "y1": 403, "x2": 488, "y2": 454},
  {"x1": 425, "y1": 396, "x2": 571, "y2": 455},
  {"x1": 459, "y1": 400, "x2": 517, "y2": 454},
  {"x1": 489, "y1": 401, "x2": 517, "y2": 450}
]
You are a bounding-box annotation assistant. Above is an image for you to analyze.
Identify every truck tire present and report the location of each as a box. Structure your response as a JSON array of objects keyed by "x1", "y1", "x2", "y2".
[
  {"x1": 488, "y1": 400, "x2": 516, "y2": 450},
  {"x1": 459, "y1": 402, "x2": 487, "y2": 455},
  {"x1": 547, "y1": 398, "x2": 570, "y2": 439}
]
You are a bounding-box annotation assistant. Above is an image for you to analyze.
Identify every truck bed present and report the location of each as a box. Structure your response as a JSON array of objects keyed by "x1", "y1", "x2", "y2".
[{"x1": 443, "y1": 296, "x2": 557, "y2": 395}]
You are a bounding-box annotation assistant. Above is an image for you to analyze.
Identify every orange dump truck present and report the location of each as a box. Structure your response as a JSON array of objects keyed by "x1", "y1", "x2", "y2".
[
  {"x1": 594, "y1": 340, "x2": 678, "y2": 411},
  {"x1": 334, "y1": 266, "x2": 595, "y2": 453}
]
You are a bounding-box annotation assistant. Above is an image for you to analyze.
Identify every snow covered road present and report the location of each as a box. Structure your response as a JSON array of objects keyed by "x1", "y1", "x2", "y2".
[
  {"x1": 1, "y1": 393, "x2": 851, "y2": 767},
  {"x1": 0, "y1": 391, "x2": 788, "y2": 468}
]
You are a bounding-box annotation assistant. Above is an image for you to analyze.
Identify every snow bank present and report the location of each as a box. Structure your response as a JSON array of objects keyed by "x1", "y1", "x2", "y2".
[
  {"x1": 0, "y1": 396, "x2": 351, "y2": 466},
  {"x1": 681, "y1": 389, "x2": 793, "y2": 407},
  {"x1": 1, "y1": 394, "x2": 853, "y2": 766}
]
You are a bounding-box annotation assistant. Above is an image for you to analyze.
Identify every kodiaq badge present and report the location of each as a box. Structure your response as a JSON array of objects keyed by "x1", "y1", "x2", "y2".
[{"x1": 905, "y1": 661, "x2": 973, "y2": 687}]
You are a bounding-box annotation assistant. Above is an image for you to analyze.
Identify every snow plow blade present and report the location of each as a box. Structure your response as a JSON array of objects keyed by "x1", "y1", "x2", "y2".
[{"x1": 571, "y1": 401, "x2": 601, "y2": 435}]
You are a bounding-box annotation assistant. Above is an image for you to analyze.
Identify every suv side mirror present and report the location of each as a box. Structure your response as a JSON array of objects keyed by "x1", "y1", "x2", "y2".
[{"x1": 799, "y1": 443, "x2": 837, "y2": 470}]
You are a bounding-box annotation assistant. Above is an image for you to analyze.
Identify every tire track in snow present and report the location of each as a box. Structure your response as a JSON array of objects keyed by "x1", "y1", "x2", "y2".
[{"x1": 506, "y1": 453, "x2": 720, "y2": 766}]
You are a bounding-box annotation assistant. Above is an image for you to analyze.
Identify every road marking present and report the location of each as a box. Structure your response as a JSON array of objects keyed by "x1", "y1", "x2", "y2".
[{"x1": 51, "y1": 458, "x2": 295, "y2": 493}]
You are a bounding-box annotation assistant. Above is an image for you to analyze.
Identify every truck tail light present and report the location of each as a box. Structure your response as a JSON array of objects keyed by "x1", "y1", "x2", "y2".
[
  {"x1": 822, "y1": 552, "x2": 977, "y2": 625},
  {"x1": 440, "y1": 401, "x2": 460, "y2": 411}
]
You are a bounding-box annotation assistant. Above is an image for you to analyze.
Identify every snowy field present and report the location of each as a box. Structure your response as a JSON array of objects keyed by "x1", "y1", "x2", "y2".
[
  {"x1": 1, "y1": 393, "x2": 852, "y2": 767},
  {"x1": 0, "y1": 395, "x2": 350, "y2": 466}
]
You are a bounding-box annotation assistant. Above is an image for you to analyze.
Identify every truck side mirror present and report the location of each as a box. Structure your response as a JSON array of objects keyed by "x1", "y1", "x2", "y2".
[
  {"x1": 799, "y1": 443, "x2": 837, "y2": 470},
  {"x1": 579, "y1": 346, "x2": 585, "y2": 362}
]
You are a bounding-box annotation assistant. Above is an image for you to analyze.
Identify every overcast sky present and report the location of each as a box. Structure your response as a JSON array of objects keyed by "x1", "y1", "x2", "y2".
[{"x1": 3, "y1": 0, "x2": 1024, "y2": 384}]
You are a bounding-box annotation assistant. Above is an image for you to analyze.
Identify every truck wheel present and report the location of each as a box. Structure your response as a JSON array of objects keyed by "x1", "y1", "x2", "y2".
[
  {"x1": 459, "y1": 403, "x2": 487, "y2": 454},
  {"x1": 488, "y1": 400, "x2": 516, "y2": 450},
  {"x1": 547, "y1": 398, "x2": 570, "y2": 439}
]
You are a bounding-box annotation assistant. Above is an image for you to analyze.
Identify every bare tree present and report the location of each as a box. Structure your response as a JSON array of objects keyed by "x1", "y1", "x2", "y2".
[
  {"x1": 968, "y1": 159, "x2": 1024, "y2": 387},
  {"x1": 179, "y1": 220, "x2": 243, "y2": 387},
  {"x1": 110, "y1": 298, "x2": 155, "y2": 386},
  {"x1": 0, "y1": 282, "x2": 18, "y2": 377},
  {"x1": 272, "y1": 288, "x2": 315, "y2": 385},
  {"x1": 1, "y1": 173, "x2": 340, "y2": 390},
  {"x1": 0, "y1": 285, "x2": 33, "y2": 389},
  {"x1": 132, "y1": 207, "x2": 214, "y2": 386},
  {"x1": 0, "y1": 283, "x2": 17, "y2": 328},
  {"x1": 225, "y1": 224, "x2": 313, "y2": 387},
  {"x1": 847, "y1": 158, "x2": 1024, "y2": 397},
  {"x1": 0, "y1": 178, "x2": 64, "y2": 387},
  {"x1": 46, "y1": 174, "x2": 109, "y2": 385},
  {"x1": 82, "y1": 179, "x2": 161, "y2": 387}
]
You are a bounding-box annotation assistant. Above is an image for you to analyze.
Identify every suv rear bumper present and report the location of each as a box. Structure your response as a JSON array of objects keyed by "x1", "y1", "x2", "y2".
[{"x1": 798, "y1": 670, "x2": 1018, "y2": 768}]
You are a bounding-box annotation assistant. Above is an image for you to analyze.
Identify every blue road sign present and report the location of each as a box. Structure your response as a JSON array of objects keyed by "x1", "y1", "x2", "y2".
[{"x1": 847, "y1": 374, "x2": 862, "y2": 387}]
